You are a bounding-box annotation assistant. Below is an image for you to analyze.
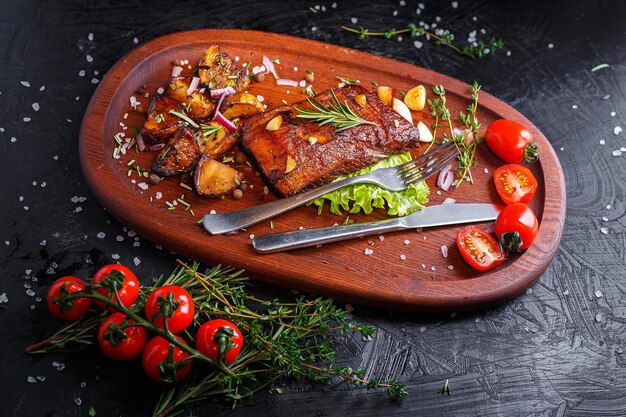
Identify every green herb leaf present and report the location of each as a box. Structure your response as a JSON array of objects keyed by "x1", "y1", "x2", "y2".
[
  {"x1": 27, "y1": 376, "x2": 38, "y2": 384},
  {"x1": 294, "y1": 89, "x2": 376, "y2": 131},
  {"x1": 88, "y1": 406, "x2": 97, "y2": 416}
]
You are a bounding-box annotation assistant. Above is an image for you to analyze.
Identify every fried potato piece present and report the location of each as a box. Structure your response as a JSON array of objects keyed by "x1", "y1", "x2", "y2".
[
  {"x1": 221, "y1": 92, "x2": 265, "y2": 120},
  {"x1": 167, "y1": 77, "x2": 216, "y2": 121},
  {"x1": 198, "y1": 45, "x2": 249, "y2": 92},
  {"x1": 194, "y1": 155, "x2": 244, "y2": 198},
  {"x1": 198, "y1": 121, "x2": 237, "y2": 158},
  {"x1": 141, "y1": 95, "x2": 184, "y2": 144},
  {"x1": 151, "y1": 127, "x2": 199, "y2": 176}
]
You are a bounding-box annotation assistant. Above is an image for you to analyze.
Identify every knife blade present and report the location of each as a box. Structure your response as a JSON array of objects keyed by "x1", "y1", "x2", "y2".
[{"x1": 252, "y1": 203, "x2": 503, "y2": 253}]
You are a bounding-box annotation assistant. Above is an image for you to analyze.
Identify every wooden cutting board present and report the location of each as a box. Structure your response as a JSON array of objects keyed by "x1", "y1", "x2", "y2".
[{"x1": 79, "y1": 29, "x2": 565, "y2": 312}]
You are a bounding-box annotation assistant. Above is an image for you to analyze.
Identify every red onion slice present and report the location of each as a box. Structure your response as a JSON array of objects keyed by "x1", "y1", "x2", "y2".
[
  {"x1": 136, "y1": 133, "x2": 146, "y2": 152},
  {"x1": 186, "y1": 76, "x2": 200, "y2": 96},
  {"x1": 209, "y1": 87, "x2": 236, "y2": 99},
  {"x1": 437, "y1": 163, "x2": 455, "y2": 191},
  {"x1": 262, "y1": 55, "x2": 279, "y2": 79},
  {"x1": 171, "y1": 66, "x2": 183, "y2": 78},
  {"x1": 276, "y1": 78, "x2": 299, "y2": 87},
  {"x1": 214, "y1": 111, "x2": 237, "y2": 133},
  {"x1": 147, "y1": 143, "x2": 165, "y2": 152}
]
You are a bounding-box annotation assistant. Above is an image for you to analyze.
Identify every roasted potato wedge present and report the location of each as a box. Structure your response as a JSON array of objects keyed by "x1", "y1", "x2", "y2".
[
  {"x1": 194, "y1": 155, "x2": 244, "y2": 198},
  {"x1": 221, "y1": 92, "x2": 265, "y2": 120},
  {"x1": 198, "y1": 121, "x2": 237, "y2": 158},
  {"x1": 141, "y1": 95, "x2": 184, "y2": 144},
  {"x1": 151, "y1": 127, "x2": 200, "y2": 176},
  {"x1": 198, "y1": 44, "x2": 249, "y2": 91},
  {"x1": 167, "y1": 77, "x2": 216, "y2": 121}
]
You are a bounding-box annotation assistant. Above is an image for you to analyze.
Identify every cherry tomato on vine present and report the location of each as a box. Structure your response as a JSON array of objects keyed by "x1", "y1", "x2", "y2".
[
  {"x1": 97, "y1": 312, "x2": 147, "y2": 360},
  {"x1": 92, "y1": 264, "x2": 139, "y2": 310},
  {"x1": 456, "y1": 226, "x2": 504, "y2": 272},
  {"x1": 47, "y1": 276, "x2": 92, "y2": 320},
  {"x1": 142, "y1": 336, "x2": 192, "y2": 383},
  {"x1": 196, "y1": 319, "x2": 243, "y2": 365},
  {"x1": 485, "y1": 119, "x2": 539, "y2": 163},
  {"x1": 144, "y1": 285, "x2": 194, "y2": 334},
  {"x1": 494, "y1": 203, "x2": 539, "y2": 253},
  {"x1": 494, "y1": 164, "x2": 538, "y2": 205}
]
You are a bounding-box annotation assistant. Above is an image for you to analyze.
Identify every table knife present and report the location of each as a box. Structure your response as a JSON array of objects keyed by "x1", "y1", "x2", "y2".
[{"x1": 252, "y1": 203, "x2": 503, "y2": 253}]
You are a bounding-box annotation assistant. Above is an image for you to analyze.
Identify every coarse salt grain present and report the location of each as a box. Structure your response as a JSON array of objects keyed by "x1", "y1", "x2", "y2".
[
  {"x1": 91, "y1": 78, "x2": 99, "y2": 84},
  {"x1": 451, "y1": 1, "x2": 458, "y2": 7},
  {"x1": 23, "y1": 117, "x2": 32, "y2": 122},
  {"x1": 11, "y1": 137, "x2": 17, "y2": 142},
  {"x1": 441, "y1": 245, "x2": 448, "y2": 257},
  {"x1": 595, "y1": 290, "x2": 603, "y2": 298},
  {"x1": 112, "y1": 254, "x2": 120, "y2": 260},
  {"x1": 614, "y1": 126, "x2": 623, "y2": 135},
  {"x1": 400, "y1": 254, "x2": 406, "y2": 260},
  {"x1": 249, "y1": 234, "x2": 255, "y2": 239},
  {"x1": 79, "y1": 70, "x2": 85, "y2": 77},
  {"x1": 116, "y1": 235, "x2": 124, "y2": 242},
  {"x1": 572, "y1": 104, "x2": 578, "y2": 109},
  {"x1": 612, "y1": 150, "x2": 621, "y2": 156},
  {"x1": 414, "y1": 40, "x2": 423, "y2": 49},
  {"x1": 86, "y1": 54, "x2": 93, "y2": 63},
  {"x1": 610, "y1": 111, "x2": 616, "y2": 117},
  {"x1": 21, "y1": 81, "x2": 30, "y2": 87},
  {"x1": 404, "y1": 239, "x2": 411, "y2": 245},
  {"x1": 600, "y1": 227, "x2": 608, "y2": 234},
  {"x1": 378, "y1": 235, "x2": 385, "y2": 242},
  {"x1": 351, "y1": 17, "x2": 358, "y2": 24},
  {"x1": 364, "y1": 248, "x2": 374, "y2": 255},
  {"x1": 32, "y1": 103, "x2": 40, "y2": 111},
  {"x1": 600, "y1": 140, "x2": 606, "y2": 145},
  {"x1": 97, "y1": 232, "x2": 106, "y2": 239},
  {"x1": 138, "y1": 182, "x2": 148, "y2": 190},
  {"x1": 133, "y1": 257, "x2": 141, "y2": 266},
  {"x1": 133, "y1": 37, "x2": 139, "y2": 44}
]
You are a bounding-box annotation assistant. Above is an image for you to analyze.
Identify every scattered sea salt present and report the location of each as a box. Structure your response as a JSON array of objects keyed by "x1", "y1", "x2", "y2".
[
  {"x1": 350, "y1": 17, "x2": 358, "y2": 24},
  {"x1": 116, "y1": 235, "x2": 124, "y2": 242},
  {"x1": 23, "y1": 117, "x2": 32, "y2": 122},
  {"x1": 600, "y1": 140, "x2": 606, "y2": 145},
  {"x1": 600, "y1": 227, "x2": 609, "y2": 234},
  {"x1": 613, "y1": 150, "x2": 622, "y2": 157},
  {"x1": 548, "y1": 43, "x2": 554, "y2": 49},
  {"x1": 430, "y1": 266, "x2": 436, "y2": 272},
  {"x1": 610, "y1": 111, "x2": 616, "y2": 117},
  {"x1": 572, "y1": 104, "x2": 578, "y2": 109},
  {"x1": 32, "y1": 103, "x2": 40, "y2": 111},
  {"x1": 91, "y1": 78, "x2": 99, "y2": 84},
  {"x1": 88, "y1": 32, "x2": 94, "y2": 41},
  {"x1": 133, "y1": 257, "x2": 140, "y2": 266},
  {"x1": 595, "y1": 313, "x2": 603, "y2": 322},
  {"x1": 614, "y1": 126, "x2": 623, "y2": 135},
  {"x1": 86, "y1": 54, "x2": 93, "y2": 63},
  {"x1": 11, "y1": 137, "x2": 17, "y2": 142},
  {"x1": 441, "y1": 245, "x2": 448, "y2": 257},
  {"x1": 400, "y1": 254, "x2": 406, "y2": 260},
  {"x1": 74, "y1": 397, "x2": 82, "y2": 406},
  {"x1": 602, "y1": 216, "x2": 609, "y2": 221},
  {"x1": 364, "y1": 248, "x2": 374, "y2": 255},
  {"x1": 97, "y1": 232, "x2": 106, "y2": 239},
  {"x1": 209, "y1": 209, "x2": 217, "y2": 215},
  {"x1": 138, "y1": 182, "x2": 148, "y2": 190},
  {"x1": 79, "y1": 70, "x2": 85, "y2": 77},
  {"x1": 40, "y1": 240, "x2": 47, "y2": 246},
  {"x1": 414, "y1": 40, "x2": 423, "y2": 49},
  {"x1": 21, "y1": 81, "x2": 30, "y2": 87},
  {"x1": 447, "y1": 265, "x2": 454, "y2": 270},
  {"x1": 525, "y1": 288, "x2": 532, "y2": 295},
  {"x1": 111, "y1": 254, "x2": 120, "y2": 260},
  {"x1": 331, "y1": 2, "x2": 337, "y2": 8},
  {"x1": 595, "y1": 290, "x2": 603, "y2": 298},
  {"x1": 133, "y1": 37, "x2": 139, "y2": 44},
  {"x1": 403, "y1": 239, "x2": 411, "y2": 245},
  {"x1": 378, "y1": 235, "x2": 385, "y2": 242},
  {"x1": 0, "y1": 292, "x2": 8, "y2": 303}
]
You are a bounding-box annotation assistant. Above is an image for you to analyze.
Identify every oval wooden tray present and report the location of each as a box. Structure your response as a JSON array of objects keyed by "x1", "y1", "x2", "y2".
[{"x1": 79, "y1": 29, "x2": 565, "y2": 312}]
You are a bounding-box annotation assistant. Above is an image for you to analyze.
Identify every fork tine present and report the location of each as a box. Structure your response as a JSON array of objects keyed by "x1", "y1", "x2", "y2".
[
  {"x1": 402, "y1": 146, "x2": 459, "y2": 184},
  {"x1": 396, "y1": 141, "x2": 456, "y2": 171}
]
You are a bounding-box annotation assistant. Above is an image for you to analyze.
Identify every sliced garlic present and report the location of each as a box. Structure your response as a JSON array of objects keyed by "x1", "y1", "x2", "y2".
[
  {"x1": 393, "y1": 98, "x2": 413, "y2": 124},
  {"x1": 266, "y1": 115, "x2": 282, "y2": 131},
  {"x1": 285, "y1": 155, "x2": 296, "y2": 173},
  {"x1": 417, "y1": 121, "x2": 433, "y2": 142}
]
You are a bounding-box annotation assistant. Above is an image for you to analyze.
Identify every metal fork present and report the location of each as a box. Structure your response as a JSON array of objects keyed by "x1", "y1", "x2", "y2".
[{"x1": 202, "y1": 142, "x2": 459, "y2": 235}]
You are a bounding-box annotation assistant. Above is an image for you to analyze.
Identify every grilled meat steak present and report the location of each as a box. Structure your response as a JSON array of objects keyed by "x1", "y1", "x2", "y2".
[{"x1": 240, "y1": 85, "x2": 421, "y2": 196}]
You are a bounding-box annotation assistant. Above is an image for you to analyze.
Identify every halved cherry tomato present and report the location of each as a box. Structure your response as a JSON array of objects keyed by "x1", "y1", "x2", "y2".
[
  {"x1": 486, "y1": 119, "x2": 538, "y2": 163},
  {"x1": 494, "y1": 164, "x2": 538, "y2": 205},
  {"x1": 144, "y1": 285, "x2": 194, "y2": 334},
  {"x1": 456, "y1": 226, "x2": 504, "y2": 271},
  {"x1": 142, "y1": 336, "x2": 192, "y2": 383},
  {"x1": 97, "y1": 312, "x2": 147, "y2": 360},
  {"x1": 47, "y1": 276, "x2": 92, "y2": 320},
  {"x1": 494, "y1": 203, "x2": 539, "y2": 253},
  {"x1": 196, "y1": 319, "x2": 243, "y2": 365},
  {"x1": 92, "y1": 264, "x2": 139, "y2": 310}
]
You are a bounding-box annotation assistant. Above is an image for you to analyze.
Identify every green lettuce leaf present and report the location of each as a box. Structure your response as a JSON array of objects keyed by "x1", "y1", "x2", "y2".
[{"x1": 308, "y1": 152, "x2": 430, "y2": 216}]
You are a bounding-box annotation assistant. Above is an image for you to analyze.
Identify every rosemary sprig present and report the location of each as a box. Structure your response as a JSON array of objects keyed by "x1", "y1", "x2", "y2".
[
  {"x1": 294, "y1": 89, "x2": 377, "y2": 131},
  {"x1": 200, "y1": 124, "x2": 221, "y2": 138},
  {"x1": 342, "y1": 24, "x2": 504, "y2": 59},
  {"x1": 427, "y1": 83, "x2": 482, "y2": 186},
  {"x1": 29, "y1": 261, "x2": 404, "y2": 417},
  {"x1": 168, "y1": 110, "x2": 199, "y2": 128}
]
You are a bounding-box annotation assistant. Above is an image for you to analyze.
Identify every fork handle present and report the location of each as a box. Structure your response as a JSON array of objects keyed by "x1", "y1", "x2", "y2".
[
  {"x1": 202, "y1": 174, "x2": 375, "y2": 235},
  {"x1": 252, "y1": 217, "x2": 405, "y2": 253}
]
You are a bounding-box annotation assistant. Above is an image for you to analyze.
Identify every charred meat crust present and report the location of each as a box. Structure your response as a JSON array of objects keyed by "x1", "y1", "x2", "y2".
[{"x1": 240, "y1": 85, "x2": 420, "y2": 196}]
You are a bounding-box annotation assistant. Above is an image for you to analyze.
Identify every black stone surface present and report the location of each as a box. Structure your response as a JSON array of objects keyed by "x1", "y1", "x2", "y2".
[{"x1": 1, "y1": 1, "x2": 625, "y2": 416}]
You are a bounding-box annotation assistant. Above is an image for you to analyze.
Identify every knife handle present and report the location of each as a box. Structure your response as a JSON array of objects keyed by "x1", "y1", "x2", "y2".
[
  {"x1": 202, "y1": 173, "x2": 381, "y2": 235},
  {"x1": 252, "y1": 218, "x2": 405, "y2": 253}
]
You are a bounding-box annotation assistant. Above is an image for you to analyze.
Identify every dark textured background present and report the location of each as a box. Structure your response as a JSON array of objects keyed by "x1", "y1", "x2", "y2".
[{"x1": 2, "y1": 0, "x2": 626, "y2": 416}]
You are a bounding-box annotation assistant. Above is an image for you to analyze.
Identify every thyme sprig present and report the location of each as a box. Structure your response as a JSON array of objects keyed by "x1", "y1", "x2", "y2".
[
  {"x1": 294, "y1": 89, "x2": 378, "y2": 131},
  {"x1": 427, "y1": 83, "x2": 482, "y2": 186},
  {"x1": 342, "y1": 24, "x2": 504, "y2": 59},
  {"x1": 28, "y1": 261, "x2": 405, "y2": 417}
]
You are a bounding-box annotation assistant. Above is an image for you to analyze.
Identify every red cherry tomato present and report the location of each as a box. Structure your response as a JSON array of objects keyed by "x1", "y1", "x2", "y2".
[
  {"x1": 196, "y1": 319, "x2": 243, "y2": 365},
  {"x1": 47, "y1": 276, "x2": 92, "y2": 320},
  {"x1": 485, "y1": 119, "x2": 538, "y2": 163},
  {"x1": 92, "y1": 264, "x2": 139, "y2": 310},
  {"x1": 494, "y1": 203, "x2": 539, "y2": 252},
  {"x1": 142, "y1": 336, "x2": 192, "y2": 383},
  {"x1": 144, "y1": 285, "x2": 194, "y2": 334},
  {"x1": 456, "y1": 226, "x2": 504, "y2": 272},
  {"x1": 97, "y1": 312, "x2": 147, "y2": 360},
  {"x1": 494, "y1": 164, "x2": 538, "y2": 205}
]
